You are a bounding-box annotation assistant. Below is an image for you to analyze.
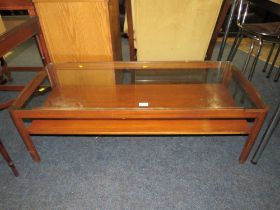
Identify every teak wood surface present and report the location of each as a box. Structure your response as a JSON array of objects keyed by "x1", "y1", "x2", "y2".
[{"x1": 9, "y1": 61, "x2": 268, "y2": 164}]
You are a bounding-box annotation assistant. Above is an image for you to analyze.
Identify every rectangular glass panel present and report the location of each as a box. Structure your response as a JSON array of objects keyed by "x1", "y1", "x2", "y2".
[{"x1": 22, "y1": 62, "x2": 259, "y2": 110}]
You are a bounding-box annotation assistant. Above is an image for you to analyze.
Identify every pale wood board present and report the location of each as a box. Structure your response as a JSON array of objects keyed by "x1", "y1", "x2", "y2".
[
  {"x1": 270, "y1": 0, "x2": 280, "y2": 4},
  {"x1": 131, "y1": 0, "x2": 223, "y2": 61},
  {"x1": 34, "y1": 0, "x2": 113, "y2": 63}
]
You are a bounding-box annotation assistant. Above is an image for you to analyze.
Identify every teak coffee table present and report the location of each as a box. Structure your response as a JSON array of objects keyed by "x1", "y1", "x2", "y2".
[{"x1": 9, "y1": 61, "x2": 268, "y2": 164}]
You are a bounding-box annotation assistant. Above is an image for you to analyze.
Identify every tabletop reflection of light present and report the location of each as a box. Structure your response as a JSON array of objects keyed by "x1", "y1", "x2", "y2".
[{"x1": 208, "y1": 93, "x2": 221, "y2": 108}]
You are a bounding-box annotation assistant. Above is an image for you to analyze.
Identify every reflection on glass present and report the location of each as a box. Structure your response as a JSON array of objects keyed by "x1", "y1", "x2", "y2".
[
  {"x1": 228, "y1": 76, "x2": 256, "y2": 109},
  {"x1": 22, "y1": 63, "x2": 258, "y2": 110},
  {"x1": 115, "y1": 69, "x2": 223, "y2": 84}
]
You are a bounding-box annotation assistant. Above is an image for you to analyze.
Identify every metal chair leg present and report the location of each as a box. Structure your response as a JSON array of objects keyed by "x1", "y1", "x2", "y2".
[
  {"x1": 251, "y1": 103, "x2": 280, "y2": 164},
  {"x1": 266, "y1": 44, "x2": 280, "y2": 78},
  {"x1": 227, "y1": 32, "x2": 240, "y2": 61},
  {"x1": 263, "y1": 43, "x2": 275, "y2": 72},
  {"x1": 0, "y1": 139, "x2": 19, "y2": 176},
  {"x1": 227, "y1": 32, "x2": 243, "y2": 62},
  {"x1": 217, "y1": 0, "x2": 239, "y2": 61},
  {"x1": 248, "y1": 38, "x2": 263, "y2": 81},
  {"x1": 274, "y1": 65, "x2": 280, "y2": 82},
  {"x1": 242, "y1": 39, "x2": 255, "y2": 73}
]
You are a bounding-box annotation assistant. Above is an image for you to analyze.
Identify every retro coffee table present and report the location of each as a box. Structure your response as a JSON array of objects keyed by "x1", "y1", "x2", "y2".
[{"x1": 9, "y1": 61, "x2": 268, "y2": 164}]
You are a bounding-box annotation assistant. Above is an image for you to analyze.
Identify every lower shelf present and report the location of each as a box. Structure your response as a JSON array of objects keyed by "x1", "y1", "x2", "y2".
[{"x1": 28, "y1": 119, "x2": 250, "y2": 135}]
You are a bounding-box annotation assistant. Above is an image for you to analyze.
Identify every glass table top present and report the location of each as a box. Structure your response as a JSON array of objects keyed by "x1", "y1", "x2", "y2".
[
  {"x1": 0, "y1": 16, "x2": 33, "y2": 37},
  {"x1": 23, "y1": 61, "x2": 264, "y2": 110}
]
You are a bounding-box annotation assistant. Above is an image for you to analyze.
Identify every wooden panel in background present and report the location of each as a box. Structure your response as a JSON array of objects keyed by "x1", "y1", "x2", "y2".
[
  {"x1": 33, "y1": 0, "x2": 120, "y2": 63},
  {"x1": 132, "y1": 0, "x2": 223, "y2": 61},
  {"x1": 270, "y1": 0, "x2": 280, "y2": 4}
]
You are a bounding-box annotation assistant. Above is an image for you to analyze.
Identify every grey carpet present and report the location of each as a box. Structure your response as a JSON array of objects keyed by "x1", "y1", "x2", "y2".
[{"x1": 0, "y1": 39, "x2": 279, "y2": 210}]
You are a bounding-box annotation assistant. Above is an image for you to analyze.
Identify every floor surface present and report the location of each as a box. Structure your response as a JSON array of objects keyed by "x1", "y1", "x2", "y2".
[{"x1": 0, "y1": 38, "x2": 279, "y2": 210}]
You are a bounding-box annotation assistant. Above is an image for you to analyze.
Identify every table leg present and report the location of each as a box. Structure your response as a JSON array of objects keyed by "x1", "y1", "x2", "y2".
[
  {"x1": 239, "y1": 112, "x2": 267, "y2": 163},
  {"x1": 0, "y1": 99, "x2": 14, "y2": 110},
  {"x1": 0, "y1": 139, "x2": 19, "y2": 176},
  {"x1": 28, "y1": 7, "x2": 51, "y2": 65},
  {"x1": 1, "y1": 57, "x2": 13, "y2": 82},
  {"x1": 10, "y1": 112, "x2": 41, "y2": 163}
]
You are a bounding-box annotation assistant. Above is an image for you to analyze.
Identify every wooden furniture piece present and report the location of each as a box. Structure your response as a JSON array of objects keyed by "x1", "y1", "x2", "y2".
[
  {"x1": 0, "y1": 0, "x2": 50, "y2": 109},
  {"x1": 124, "y1": 0, "x2": 135, "y2": 61},
  {"x1": 10, "y1": 61, "x2": 268, "y2": 164},
  {"x1": 124, "y1": 0, "x2": 247, "y2": 61},
  {"x1": 0, "y1": 92, "x2": 19, "y2": 176},
  {"x1": 0, "y1": 15, "x2": 48, "y2": 108},
  {"x1": 0, "y1": 0, "x2": 35, "y2": 12},
  {"x1": 124, "y1": 0, "x2": 225, "y2": 61},
  {"x1": 32, "y1": 0, "x2": 122, "y2": 62},
  {"x1": 0, "y1": 3, "x2": 48, "y2": 177},
  {"x1": 0, "y1": 139, "x2": 19, "y2": 176},
  {"x1": 0, "y1": 0, "x2": 50, "y2": 70}
]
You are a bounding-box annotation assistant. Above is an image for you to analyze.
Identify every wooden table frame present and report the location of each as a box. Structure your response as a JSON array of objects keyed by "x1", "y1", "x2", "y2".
[
  {"x1": 0, "y1": 139, "x2": 19, "y2": 176},
  {"x1": 0, "y1": 0, "x2": 50, "y2": 65},
  {"x1": 0, "y1": 16, "x2": 49, "y2": 106},
  {"x1": 9, "y1": 62, "x2": 268, "y2": 164},
  {"x1": 0, "y1": 1, "x2": 50, "y2": 109}
]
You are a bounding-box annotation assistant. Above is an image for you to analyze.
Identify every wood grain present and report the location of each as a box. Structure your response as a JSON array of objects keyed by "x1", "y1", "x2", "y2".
[
  {"x1": 132, "y1": 0, "x2": 223, "y2": 61},
  {"x1": 34, "y1": 0, "x2": 114, "y2": 62},
  {"x1": 28, "y1": 119, "x2": 250, "y2": 135},
  {"x1": 0, "y1": 139, "x2": 19, "y2": 176},
  {"x1": 45, "y1": 84, "x2": 236, "y2": 109},
  {"x1": 108, "y1": 0, "x2": 122, "y2": 60}
]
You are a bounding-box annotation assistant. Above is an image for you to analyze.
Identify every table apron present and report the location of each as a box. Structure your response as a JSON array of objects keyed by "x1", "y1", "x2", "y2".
[{"x1": 12, "y1": 109, "x2": 266, "y2": 119}]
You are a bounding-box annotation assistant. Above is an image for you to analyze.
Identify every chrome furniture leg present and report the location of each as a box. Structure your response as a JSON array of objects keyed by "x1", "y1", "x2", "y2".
[
  {"x1": 251, "y1": 103, "x2": 280, "y2": 164},
  {"x1": 267, "y1": 44, "x2": 280, "y2": 78},
  {"x1": 263, "y1": 43, "x2": 275, "y2": 72},
  {"x1": 274, "y1": 65, "x2": 280, "y2": 82},
  {"x1": 227, "y1": 32, "x2": 244, "y2": 61},
  {"x1": 217, "y1": 0, "x2": 239, "y2": 61},
  {"x1": 242, "y1": 39, "x2": 255, "y2": 72},
  {"x1": 248, "y1": 38, "x2": 263, "y2": 81}
]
